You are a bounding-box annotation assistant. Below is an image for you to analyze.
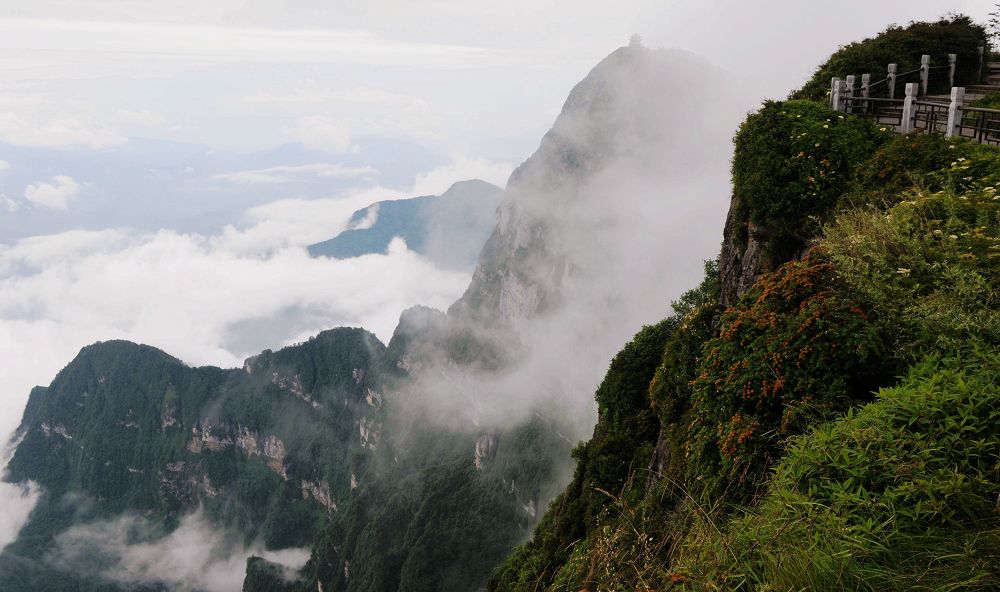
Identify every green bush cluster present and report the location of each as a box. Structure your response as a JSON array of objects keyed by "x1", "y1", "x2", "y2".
[
  {"x1": 731, "y1": 99, "x2": 888, "y2": 257},
  {"x1": 826, "y1": 139, "x2": 1000, "y2": 359},
  {"x1": 673, "y1": 350, "x2": 1000, "y2": 591},
  {"x1": 795, "y1": 16, "x2": 988, "y2": 100},
  {"x1": 850, "y1": 132, "x2": 1000, "y2": 206},
  {"x1": 970, "y1": 92, "x2": 1000, "y2": 110},
  {"x1": 684, "y1": 251, "x2": 893, "y2": 502}
]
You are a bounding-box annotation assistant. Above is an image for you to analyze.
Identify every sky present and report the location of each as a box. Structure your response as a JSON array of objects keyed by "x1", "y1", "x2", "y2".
[{"x1": 0, "y1": 0, "x2": 994, "y2": 554}]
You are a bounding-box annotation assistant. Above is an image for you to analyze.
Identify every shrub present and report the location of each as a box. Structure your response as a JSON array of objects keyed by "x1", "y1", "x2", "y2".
[
  {"x1": 731, "y1": 100, "x2": 888, "y2": 252},
  {"x1": 673, "y1": 350, "x2": 1000, "y2": 592},
  {"x1": 849, "y1": 133, "x2": 1000, "y2": 208},
  {"x1": 826, "y1": 152, "x2": 1000, "y2": 359},
  {"x1": 970, "y1": 93, "x2": 1000, "y2": 110},
  {"x1": 685, "y1": 251, "x2": 894, "y2": 501},
  {"x1": 795, "y1": 16, "x2": 988, "y2": 100}
]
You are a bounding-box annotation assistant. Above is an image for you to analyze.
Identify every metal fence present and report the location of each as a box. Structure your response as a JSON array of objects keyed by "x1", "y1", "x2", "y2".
[{"x1": 958, "y1": 107, "x2": 1000, "y2": 146}]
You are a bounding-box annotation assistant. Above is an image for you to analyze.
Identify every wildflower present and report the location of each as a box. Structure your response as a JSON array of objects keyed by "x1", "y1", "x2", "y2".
[
  {"x1": 822, "y1": 124, "x2": 829, "y2": 128},
  {"x1": 985, "y1": 187, "x2": 996, "y2": 192},
  {"x1": 949, "y1": 144, "x2": 956, "y2": 149},
  {"x1": 838, "y1": 115, "x2": 845, "y2": 119},
  {"x1": 897, "y1": 268, "x2": 911, "y2": 276},
  {"x1": 879, "y1": 127, "x2": 887, "y2": 132},
  {"x1": 933, "y1": 229, "x2": 943, "y2": 237},
  {"x1": 950, "y1": 235, "x2": 959, "y2": 240}
]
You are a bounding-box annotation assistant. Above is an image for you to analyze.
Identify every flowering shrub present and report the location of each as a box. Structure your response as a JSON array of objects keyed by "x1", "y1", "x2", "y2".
[{"x1": 685, "y1": 251, "x2": 893, "y2": 500}]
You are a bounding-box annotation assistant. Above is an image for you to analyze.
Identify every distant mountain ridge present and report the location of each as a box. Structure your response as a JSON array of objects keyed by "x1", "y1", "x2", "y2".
[{"x1": 307, "y1": 179, "x2": 502, "y2": 270}]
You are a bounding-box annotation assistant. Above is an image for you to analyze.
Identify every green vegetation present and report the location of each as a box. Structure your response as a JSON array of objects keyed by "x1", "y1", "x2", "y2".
[
  {"x1": 492, "y1": 21, "x2": 1000, "y2": 588},
  {"x1": 673, "y1": 350, "x2": 1000, "y2": 591},
  {"x1": 684, "y1": 250, "x2": 894, "y2": 502},
  {"x1": 971, "y1": 93, "x2": 1000, "y2": 110},
  {"x1": 489, "y1": 265, "x2": 719, "y2": 591},
  {"x1": 795, "y1": 16, "x2": 988, "y2": 100},
  {"x1": 730, "y1": 99, "x2": 888, "y2": 264}
]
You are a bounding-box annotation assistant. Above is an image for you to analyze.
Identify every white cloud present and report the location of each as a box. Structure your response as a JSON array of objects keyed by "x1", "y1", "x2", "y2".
[
  {"x1": 24, "y1": 175, "x2": 81, "y2": 210},
  {"x1": 0, "y1": 480, "x2": 40, "y2": 552},
  {"x1": 257, "y1": 86, "x2": 442, "y2": 151},
  {"x1": 411, "y1": 155, "x2": 512, "y2": 195},
  {"x1": 213, "y1": 163, "x2": 377, "y2": 184},
  {"x1": 52, "y1": 510, "x2": 309, "y2": 592},
  {"x1": 0, "y1": 437, "x2": 41, "y2": 553},
  {"x1": 244, "y1": 87, "x2": 432, "y2": 111},
  {"x1": 0, "y1": 193, "x2": 470, "y2": 441},
  {"x1": 0, "y1": 92, "x2": 127, "y2": 150},
  {"x1": 0, "y1": 18, "x2": 499, "y2": 69},
  {"x1": 282, "y1": 116, "x2": 356, "y2": 154},
  {"x1": 0, "y1": 111, "x2": 126, "y2": 150},
  {"x1": 0, "y1": 160, "x2": 10, "y2": 170},
  {"x1": 113, "y1": 109, "x2": 166, "y2": 127},
  {"x1": 0, "y1": 156, "x2": 505, "y2": 442},
  {"x1": 1, "y1": 195, "x2": 18, "y2": 212}
]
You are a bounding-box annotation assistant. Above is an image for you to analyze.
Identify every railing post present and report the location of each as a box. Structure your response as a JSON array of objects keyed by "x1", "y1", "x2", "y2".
[
  {"x1": 887, "y1": 63, "x2": 897, "y2": 100},
  {"x1": 845, "y1": 75, "x2": 855, "y2": 114},
  {"x1": 861, "y1": 74, "x2": 870, "y2": 114},
  {"x1": 920, "y1": 55, "x2": 930, "y2": 96},
  {"x1": 946, "y1": 87, "x2": 966, "y2": 138},
  {"x1": 831, "y1": 78, "x2": 844, "y2": 112},
  {"x1": 901, "y1": 83, "x2": 917, "y2": 133},
  {"x1": 978, "y1": 46, "x2": 985, "y2": 83},
  {"x1": 948, "y1": 54, "x2": 957, "y2": 89}
]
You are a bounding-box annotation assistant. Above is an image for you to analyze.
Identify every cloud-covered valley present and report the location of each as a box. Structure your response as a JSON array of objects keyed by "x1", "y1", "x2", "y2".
[{"x1": 0, "y1": 183, "x2": 495, "y2": 447}]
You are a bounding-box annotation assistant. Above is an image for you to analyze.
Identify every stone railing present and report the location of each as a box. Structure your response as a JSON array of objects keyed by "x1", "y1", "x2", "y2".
[
  {"x1": 831, "y1": 47, "x2": 984, "y2": 103},
  {"x1": 832, "y1": 82, "x2": 999, "y2": 145}
]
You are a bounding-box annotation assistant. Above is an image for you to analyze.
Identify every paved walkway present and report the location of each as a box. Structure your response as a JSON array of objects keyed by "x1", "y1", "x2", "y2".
[{"x1": 924, "y1": 62, "x2": 1000, "y2": 104}]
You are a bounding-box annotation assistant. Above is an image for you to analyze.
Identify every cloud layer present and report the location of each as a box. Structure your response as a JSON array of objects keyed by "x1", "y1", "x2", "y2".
[
  {"x1": 52, "y1": 510, "x2": 309, "y2": 592},
  {"x1": 24, "y1": 175, "x2": 79, "y2": 209}
]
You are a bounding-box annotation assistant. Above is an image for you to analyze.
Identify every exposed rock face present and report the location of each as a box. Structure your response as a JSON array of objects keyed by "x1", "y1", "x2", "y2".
[
  {"x1": 719, "y1": 202, "x2": 768, "y2": 308},
  {"x1": 188, "y1": 422, "x2": 288, "y2": 479},
  {"x1": 161, "y1": 402, "x2": 178, "y2": 429},
  {"x1": 302, "y1": 479, "x2": 337, "y2": 512},
  {"x1": 474, "y1": 432, "x2": 500, "y2": 471},
  {"x1": 358, "y1": 417, "x2": 379, "y2": 450},
  {"x1": 718, "y1": 199, "x2": 812, "y2": 309},
  {"x1": 187, "y1": 422, "x2": 232, "y2": 453}
]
